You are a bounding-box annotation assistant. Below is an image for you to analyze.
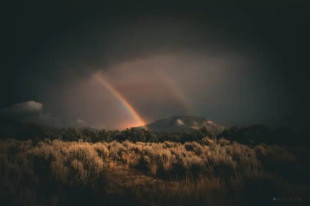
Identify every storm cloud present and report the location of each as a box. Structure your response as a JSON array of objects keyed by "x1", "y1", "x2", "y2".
[{"x1": 0, "y1": 1, "x2": 309, "y2": 130}]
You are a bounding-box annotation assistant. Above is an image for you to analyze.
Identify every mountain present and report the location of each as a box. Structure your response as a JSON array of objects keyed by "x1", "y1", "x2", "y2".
[{"x1": 145, "y1": 115, "x2": 224, "y2": 135}]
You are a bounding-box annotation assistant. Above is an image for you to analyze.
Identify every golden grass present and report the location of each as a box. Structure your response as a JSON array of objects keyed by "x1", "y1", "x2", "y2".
[{"x1": 0, "y1": 138, "x2": 308, "y2": 206}]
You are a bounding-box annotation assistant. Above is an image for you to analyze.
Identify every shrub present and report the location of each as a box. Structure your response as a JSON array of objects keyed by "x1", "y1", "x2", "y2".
[{"x1": 0, "y1": 138, "x2": 308, "y2": 206}]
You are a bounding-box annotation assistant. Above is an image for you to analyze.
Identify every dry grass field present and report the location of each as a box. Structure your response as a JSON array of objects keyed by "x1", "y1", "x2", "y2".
[{"x1": 0, "y1": 138, "x2": 309, "y2": 206}]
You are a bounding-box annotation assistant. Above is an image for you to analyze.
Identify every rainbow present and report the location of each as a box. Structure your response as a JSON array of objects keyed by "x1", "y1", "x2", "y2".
[
  {"x1": 94, "y1": 72, "x2": 146, "y2": 128},
  {"x1": 156, "y1": 71, "x2": 195, "y2": 115}
]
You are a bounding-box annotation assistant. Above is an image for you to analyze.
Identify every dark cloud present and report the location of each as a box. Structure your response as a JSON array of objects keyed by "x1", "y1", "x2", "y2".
[{"x1": 0, "y1": 1, "x2": 309, "y2": 130}]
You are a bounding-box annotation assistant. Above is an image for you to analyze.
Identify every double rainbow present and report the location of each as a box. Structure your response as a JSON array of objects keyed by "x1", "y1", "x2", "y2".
[{"x1": 94, "y1": 70, "x2": 194, "y2": 129}]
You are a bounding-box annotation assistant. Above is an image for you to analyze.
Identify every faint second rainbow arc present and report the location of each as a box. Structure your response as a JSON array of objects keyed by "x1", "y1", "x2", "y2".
[
  {"x1": 156, "y1": 70, "x2": 195, "y2": 115},
  {"x1": 94, "y1": 72, "x2": 146, "y2": 128}
]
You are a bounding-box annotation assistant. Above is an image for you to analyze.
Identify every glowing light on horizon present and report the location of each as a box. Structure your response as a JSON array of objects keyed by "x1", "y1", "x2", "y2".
[{"x1": 94, "y1": 72, "x2": 146, "y2": 128}]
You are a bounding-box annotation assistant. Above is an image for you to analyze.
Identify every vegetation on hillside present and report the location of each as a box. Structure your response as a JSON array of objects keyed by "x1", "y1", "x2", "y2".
[
  {"x1": 0, "y1": 119, "x2": 308, "y2": 205},
  {"x1": 0, "y1": 138, "x2": 309, "y2": 206},
  {"x1": 0, "y1": 118, "x2": 303, "y2": 146}
]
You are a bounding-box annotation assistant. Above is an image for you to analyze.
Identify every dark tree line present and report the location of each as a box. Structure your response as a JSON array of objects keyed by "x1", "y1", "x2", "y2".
[
  {"x1": 219, "y1": 124, "x2": 296, "y2": 146},
  {"x1": 58, "y1": 127, "x2": 214, "y2": 143},
  {"x1": 0, "y1": 116, "x2": 302, "y2": 146}
]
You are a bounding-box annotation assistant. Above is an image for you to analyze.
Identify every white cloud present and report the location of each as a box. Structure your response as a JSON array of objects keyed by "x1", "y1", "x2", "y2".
[
  {"x1": 0, "y1": 101, "x2": 94, "y2": 128},
  {"x1": 1, "y1": 101, "x2": 43, "y2": 116}
]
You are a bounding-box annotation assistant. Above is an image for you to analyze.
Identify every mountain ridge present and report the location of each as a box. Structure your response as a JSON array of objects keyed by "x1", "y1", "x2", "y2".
[{"x1": 144, "y1": 115, "x2": 225, "y2": 135}]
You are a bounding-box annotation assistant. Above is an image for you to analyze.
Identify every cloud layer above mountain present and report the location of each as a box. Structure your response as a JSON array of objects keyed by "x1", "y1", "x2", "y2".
[{"x1": 0, "y1": 2, "x2": 308, "y2": 129}]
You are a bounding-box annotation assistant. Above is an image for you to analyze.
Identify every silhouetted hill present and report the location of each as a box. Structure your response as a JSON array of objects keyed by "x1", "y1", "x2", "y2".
[
  {"x1": 0, "y1": 116, "x2": 61, "y2": 140},
  {"x1": 145, "y1": 115, "x2": 224, "y2": 135},
  {"x1": 219, "y1": 124, "x2": 298, "y2": 146}
]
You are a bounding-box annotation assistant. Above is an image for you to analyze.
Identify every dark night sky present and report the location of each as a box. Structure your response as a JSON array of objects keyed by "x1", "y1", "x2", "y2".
[{"x1": 0, "y1": 1, "x2": 309, "y2": 130}]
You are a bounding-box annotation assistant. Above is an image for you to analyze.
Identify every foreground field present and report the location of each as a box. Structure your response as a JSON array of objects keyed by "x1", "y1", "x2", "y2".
[{"x1": 0, "y1": 138, "x2": 309, "y2": 206}]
